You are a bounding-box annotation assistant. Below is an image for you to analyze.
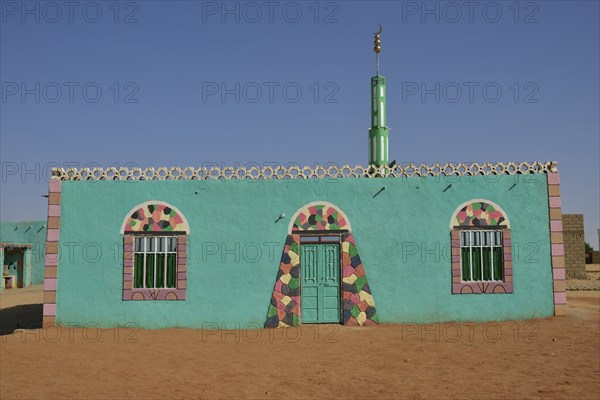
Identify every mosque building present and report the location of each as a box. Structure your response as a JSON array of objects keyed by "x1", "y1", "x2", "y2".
[{"x1": 42, "y1": 29, "x2": 565, "y2": 328}]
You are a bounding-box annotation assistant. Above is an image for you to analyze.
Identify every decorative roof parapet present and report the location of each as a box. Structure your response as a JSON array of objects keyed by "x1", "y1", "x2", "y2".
[{"x1": 51, "y1": 161, "x2": 558, "y2": 181}]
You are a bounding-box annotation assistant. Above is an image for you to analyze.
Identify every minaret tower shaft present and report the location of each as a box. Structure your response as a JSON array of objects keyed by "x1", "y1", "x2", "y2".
[{"x1": 368, "y1": 25, "x2": 389, "y2": 167}]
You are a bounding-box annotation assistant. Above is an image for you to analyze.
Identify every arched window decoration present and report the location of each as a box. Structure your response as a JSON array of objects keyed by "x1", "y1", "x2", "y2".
[
  {"x1": 121, "y1": 202, "x2": 189, "y2": 233},
  {"x1": 450, "y1": 200, "x2": 510, "y2": 229},
  {"x1": 290, "y1": 202, "x2": 351, "y2": 232},
  {"x1": 121, "y1": 201, "x2": 189, "y2": 301},
  {"x1": 450, "y1": 199, "x2": 513, "y2": 294}
]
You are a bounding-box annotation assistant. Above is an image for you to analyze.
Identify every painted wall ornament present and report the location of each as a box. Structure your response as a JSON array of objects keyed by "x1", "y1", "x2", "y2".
[
  {"x1": 451, "y1": 200, "x2": 510, "y2": 229},
  {"x1": 121, "y1": 201, "x2": 190, "y2": 233}
]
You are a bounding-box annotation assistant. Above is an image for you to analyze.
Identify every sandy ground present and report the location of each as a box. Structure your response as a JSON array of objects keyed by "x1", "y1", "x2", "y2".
[
  {"x1": 0, "y1": 284, "x2": 44, "y2": 309},
  {"x1": 1, "y1": 286, "x2": 599, "y2": 399}
]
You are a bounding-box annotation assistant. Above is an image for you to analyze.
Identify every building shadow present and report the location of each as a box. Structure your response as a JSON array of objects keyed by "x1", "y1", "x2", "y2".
[{"x1": 0, "y1": 304, "x2": 43, "y2": 335}]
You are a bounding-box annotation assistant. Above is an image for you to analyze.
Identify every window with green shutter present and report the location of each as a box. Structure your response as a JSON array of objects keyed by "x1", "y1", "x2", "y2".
[
  {"x1": 459, "y1": 230, "x2": 503, "y2": 282},
  {"x1": 133, "y1": 236, "x2": 178, "y2": 289}
]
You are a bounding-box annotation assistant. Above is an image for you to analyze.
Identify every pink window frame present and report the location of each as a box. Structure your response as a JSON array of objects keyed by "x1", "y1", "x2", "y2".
[
  {"x1": 451, "y1": 228, "x2": 513, "y2": 294},
  {"x1": 123, "y1": 234, "x2": 187, "y2": 300}
]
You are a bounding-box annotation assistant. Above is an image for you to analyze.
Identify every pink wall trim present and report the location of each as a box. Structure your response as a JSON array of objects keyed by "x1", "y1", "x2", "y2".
[
  {"x1": 553, "y1": 268, "x2": 565, "y2": 280},
  {"x1": 549, "y1": 197, "x2": 561, "y2": 208},
  {"x1": 553, "y1": 291, "x2": 566, "y2": 304},
  {"x1": 547, "y1": 173, "x2": 560, "y2": 185},
  {"x1": 43, "y1": 180, "x2": 61, "y2": 327},
  {"x1": 44, "y1": 254, "x2": 58, "y2": 266},
  {"x1": 551, "y1": 243, "x2": 565, "y2": 256},
  {"x1": 548, "y1": 171, "x2": 566, "y2": 315},
  {"x1": 550, "y1": 220, "x2": 563, "y2": 232},
  {"x1": 44, "y1": 278, "x2": 57, "y2": 291},
  {"x1": 48, "y1": 205, "x2": 61, "y2": 217},
  {"x1": 46, "y1": 229, "x2": 60, "y2": 242},
  {"x1": 49, "y1": 180, "x2": 62, "y2": 193},
  {"x1": 43, "y1": 303, "x2": 57, "y2": 316}
]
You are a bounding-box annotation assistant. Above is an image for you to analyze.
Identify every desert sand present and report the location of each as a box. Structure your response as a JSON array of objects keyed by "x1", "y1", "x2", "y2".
[{"x1": 1, "y1": 284, "x2": 598, "y2": 399}]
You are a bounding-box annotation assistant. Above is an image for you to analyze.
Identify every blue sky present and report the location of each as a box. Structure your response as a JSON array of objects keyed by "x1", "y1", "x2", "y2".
[{"x1": 1, "y1": 0, "x2": 599, "y2": 247}]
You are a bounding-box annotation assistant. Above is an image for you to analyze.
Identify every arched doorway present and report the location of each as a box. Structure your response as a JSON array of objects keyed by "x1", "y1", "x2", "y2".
[{"x1": 265, "y1": 202, "x2": 379, "y2": 327}]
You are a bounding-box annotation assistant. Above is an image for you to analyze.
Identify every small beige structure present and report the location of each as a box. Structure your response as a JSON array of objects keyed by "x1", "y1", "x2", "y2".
[{"x1": 562, "y1": 214, "x2": 586, "y2": 278}]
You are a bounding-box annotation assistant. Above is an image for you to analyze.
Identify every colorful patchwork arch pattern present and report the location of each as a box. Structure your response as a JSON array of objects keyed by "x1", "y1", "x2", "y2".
[
  {"x1": 453, "y1": 201, "x2": 508, "y2": 228},
  {"x1": 124, "y1": 203, "x2": 187, "y2": 232},
  {"x1": 341, "y1": 234, "x2": 379, "y2": 326},
  {"x1": 265, "y1": 235, "x2": 301, "y2": 327},
  {"x1": 292, "y1": 204, "x2": 349, "y2": 231},
  {"x1": 265, "y1": 233, "x2": 378, "y2": 327}
]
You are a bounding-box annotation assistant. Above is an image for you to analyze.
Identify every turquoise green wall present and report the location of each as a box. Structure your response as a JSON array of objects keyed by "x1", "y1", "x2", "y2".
[
  {"x1": 0, "y1": 220, "x2": 47, "y2": 284},
  {"x1": 56, "y1": 174, "x2": 553, "y2": 328}
]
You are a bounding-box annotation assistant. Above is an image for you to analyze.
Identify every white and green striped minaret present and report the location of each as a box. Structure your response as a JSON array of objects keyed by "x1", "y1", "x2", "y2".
[{"x1": 368, "y1": 25, "x2": 389, "y2": 167}]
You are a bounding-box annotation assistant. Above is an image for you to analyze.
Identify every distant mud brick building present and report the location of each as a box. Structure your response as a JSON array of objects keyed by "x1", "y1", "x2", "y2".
[{"x1": 562, "y1": 214, "x2": 586, "y2": 278}]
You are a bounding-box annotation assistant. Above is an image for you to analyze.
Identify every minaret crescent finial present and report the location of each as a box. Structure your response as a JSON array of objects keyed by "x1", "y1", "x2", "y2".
[{"x1": 373, "y1": 25, "x2": 382, "y2": 74}]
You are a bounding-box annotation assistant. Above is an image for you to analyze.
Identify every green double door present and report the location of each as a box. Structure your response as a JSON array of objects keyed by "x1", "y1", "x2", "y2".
[{"x1": 301, "y1": 243, "x2": 341, "y2": 323}]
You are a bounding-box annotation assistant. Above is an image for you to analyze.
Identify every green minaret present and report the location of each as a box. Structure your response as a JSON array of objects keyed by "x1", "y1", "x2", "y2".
[{"x1": 368, "y1": 25, "x2": 389, "y2": 167}]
